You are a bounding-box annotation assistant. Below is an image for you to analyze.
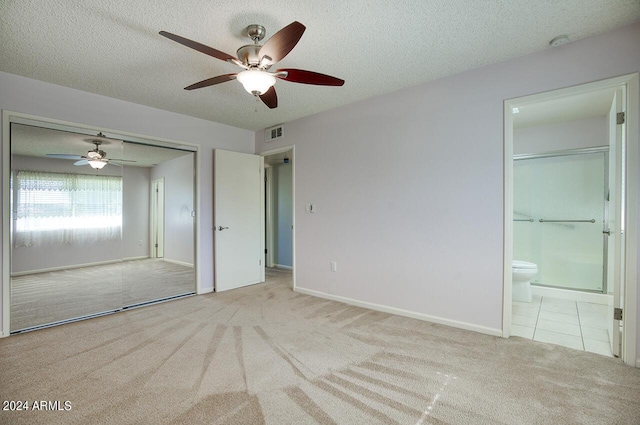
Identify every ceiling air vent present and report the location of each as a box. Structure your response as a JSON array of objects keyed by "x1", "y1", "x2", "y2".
[{"x1": 265, "y1": 125, "x2": 284, "y2": 142}]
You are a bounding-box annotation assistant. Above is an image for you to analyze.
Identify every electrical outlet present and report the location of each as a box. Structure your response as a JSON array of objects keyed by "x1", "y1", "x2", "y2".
[
  {"x1": 138, "y1": 239, "x2": 143, "y2": 246},
  {"x1": 330, "y1": 261, "x2": 337, "y2": 272}
]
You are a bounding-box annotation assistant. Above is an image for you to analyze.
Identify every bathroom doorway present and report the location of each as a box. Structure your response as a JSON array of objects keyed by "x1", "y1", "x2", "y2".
[{"x1": 503, "y1": 74, "x2": 638, "y2": 366}]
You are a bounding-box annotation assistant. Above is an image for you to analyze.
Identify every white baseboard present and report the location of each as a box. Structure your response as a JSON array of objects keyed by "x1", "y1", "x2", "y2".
[
  {"x1": 274, "y1": 264, "x2": 293, "y2": 270},
  {"x1": 162, "y1": 258, "x2": 194, "y2": 268},
  {"x1": 10, "y1": 256, "x2": 150, "y2": 276},
  {"x1": 125, "y1": 256, "x2": 151, "y2": 261},
  {"x1": 294, "y1": 287, "x2": 502, "y2": 337},
  {"x1": 531, "y1": 285, "x2": 609, "y2": 305}
]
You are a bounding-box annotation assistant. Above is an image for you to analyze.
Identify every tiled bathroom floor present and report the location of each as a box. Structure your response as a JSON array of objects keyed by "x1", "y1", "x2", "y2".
[{"x1": 511, "y1": 295, "x2": 613, "y2": 357}]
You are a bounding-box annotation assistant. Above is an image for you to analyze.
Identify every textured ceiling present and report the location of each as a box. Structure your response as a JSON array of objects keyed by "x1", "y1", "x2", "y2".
[{"x1": 1, "y1": 1, "x2": 639, "y2": 131}]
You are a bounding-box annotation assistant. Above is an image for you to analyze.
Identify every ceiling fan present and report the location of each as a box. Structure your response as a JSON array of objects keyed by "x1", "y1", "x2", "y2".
[
  {"x1": 159, "y1": 21, "x2": 345, "y2": 109},
  {"x1": 46, "y1": 132, "x2": 136, "y2": 170}
]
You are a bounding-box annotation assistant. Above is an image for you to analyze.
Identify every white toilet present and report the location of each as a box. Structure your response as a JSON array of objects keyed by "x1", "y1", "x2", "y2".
[{"x1": 512, "y1": 260, "x2": 538, "y2": 302}]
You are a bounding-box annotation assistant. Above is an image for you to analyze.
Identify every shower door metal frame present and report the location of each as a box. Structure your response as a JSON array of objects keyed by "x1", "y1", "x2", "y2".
[{"x1": 514, "y1": 146, "x2": 609, "y2": 294}]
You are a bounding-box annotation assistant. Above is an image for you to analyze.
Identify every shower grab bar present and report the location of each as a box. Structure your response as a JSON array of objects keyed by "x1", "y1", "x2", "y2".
[
  {"x1": 539, "y1": 219, "x2": 596, "y2": 223},
  {"x1": 514, "y1": 218, "x2": 534, "y2": 222}
]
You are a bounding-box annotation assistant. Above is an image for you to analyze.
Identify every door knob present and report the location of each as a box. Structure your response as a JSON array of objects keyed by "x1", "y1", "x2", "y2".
[
  {"x1": 217, "y1": 226, "x2": 229, "y2": 231},
  {"x1": 603, "y1": 230, "x2": 611, "y2": 235}
]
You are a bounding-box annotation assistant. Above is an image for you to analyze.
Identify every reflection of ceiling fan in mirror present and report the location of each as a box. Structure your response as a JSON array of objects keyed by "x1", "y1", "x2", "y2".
[{"x1": 46, "y1": 132, "x2": 137, "y2": 169}]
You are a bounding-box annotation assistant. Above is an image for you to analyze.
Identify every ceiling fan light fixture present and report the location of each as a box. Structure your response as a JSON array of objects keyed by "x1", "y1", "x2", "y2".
[
  {"x1": 236, "y1": 69, "x2": 276, "y2": 95},
  {"x1": 160, "y1": 21, "x2": 343, "y2": 108},
  {"x1": 88, "y1": 159, "x2": 107, "y2": 169}
]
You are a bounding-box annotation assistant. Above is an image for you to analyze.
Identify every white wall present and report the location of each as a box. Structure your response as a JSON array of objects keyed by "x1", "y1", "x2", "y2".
[
  {"x1": 514, "y1": 116, "x2": 608, "y2": 155},
  {"x1": 150, "y1": 153, "x2": 194, "y2": 266},
  {"x1": 10, "y1": 155, "x2": 150, "y2": 273},
  {"x1": 256, "y1": 23, "x2": 640, "y2": 339},
  {"x1": 0, "y1": 71, "x2": 254, "y2": 334}
]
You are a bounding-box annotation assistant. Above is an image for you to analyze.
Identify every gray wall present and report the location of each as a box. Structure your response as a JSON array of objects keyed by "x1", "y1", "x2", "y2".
[
  {"x1": 10, "y1": 155, "x2": 150, "y2": 273},
  {"x1": 150, "y1": 153, "x2": 195, "y2": 266},
  {"x1": 256, "y1": 23, "x2": 640, "y2": 342},
  {"x1": 0, "y1": 70, "x2": 254, "y2": 334},
  {"x1": 273, "y1": 163, "x2": 292, "y2": 268}
]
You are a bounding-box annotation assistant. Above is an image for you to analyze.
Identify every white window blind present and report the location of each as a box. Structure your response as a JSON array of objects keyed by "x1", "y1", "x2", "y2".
[{"x1": 13, "y1": 170, "x2": 123, "y2": 247}]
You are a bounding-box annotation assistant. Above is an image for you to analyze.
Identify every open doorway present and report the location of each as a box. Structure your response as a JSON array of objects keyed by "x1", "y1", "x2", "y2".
[
  {"x1": 261, "y1": 146, "x2": 295, "y2": 288},
  {"x1": 503, "y1": 74, "x2": 638, "y2": 366}
]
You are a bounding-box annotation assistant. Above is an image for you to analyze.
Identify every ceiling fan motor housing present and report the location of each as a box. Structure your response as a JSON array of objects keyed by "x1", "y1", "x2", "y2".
[
  {"x1": 236, "y1": 44, "x2": 262, "y2": 66},
  {"x1": 87, "y1": 141, "x2": 105, "y2": 159},
  {"x1": 245, "y1": 24, "x2": 266, "y2": 42},
  {"x1": 236, "y1": 24, "x2": 269, "y2": 67}
]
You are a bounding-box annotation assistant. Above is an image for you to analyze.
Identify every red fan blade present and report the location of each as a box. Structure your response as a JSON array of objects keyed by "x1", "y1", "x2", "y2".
[
  {"x1": 159, "y1": 31, "x2": 238, "y2": 63},
  {"x1": 276, "y1": 69, "x2": 344, "y2": 86},
  {"x1": 184, "y1": 74, "x2": 237, "y2": 90},
  {"x1": 259, "y1": 86, "x2": 278, "y2": 109},
  {"x1": 259, "y1": 21, "x2": 305, "y2": 64}
]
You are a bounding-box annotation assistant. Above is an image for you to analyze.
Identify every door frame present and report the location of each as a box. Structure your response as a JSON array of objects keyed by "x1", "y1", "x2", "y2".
[
  {"x1": 264, "y1": 165, "x2": 275, "y2": 267},
  {"x1": 503, "y1": 74, "x2": 639, "y2": 367},
  {"x1": 259, "y1": 145, "x2": 296, "y2": 289},
  {"x1": 150, "y1": 177, "x2": 165, "y2": 258}
]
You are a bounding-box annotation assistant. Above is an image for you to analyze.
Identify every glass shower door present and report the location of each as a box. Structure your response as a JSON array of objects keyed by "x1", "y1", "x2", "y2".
[{"x1": 514, "y1": 151, "x2": 606, "y2": 292}]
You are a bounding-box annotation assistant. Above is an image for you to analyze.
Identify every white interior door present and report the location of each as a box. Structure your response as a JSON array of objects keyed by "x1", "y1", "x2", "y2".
[
  {"x1": 607, "y1": 89, "x2": 624, "y2": 357},
  {"x1": 214, "y1": 150, "x2": 264, "y2": 291}
]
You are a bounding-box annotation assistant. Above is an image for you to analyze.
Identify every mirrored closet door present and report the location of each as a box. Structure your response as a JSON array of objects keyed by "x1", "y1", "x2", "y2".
[
  {"x1": 120, "y1": 142, "x2": 196, "y2": 308},
  {"x1": 9, "y1": 120, "x2": 196, "y2": 333}
]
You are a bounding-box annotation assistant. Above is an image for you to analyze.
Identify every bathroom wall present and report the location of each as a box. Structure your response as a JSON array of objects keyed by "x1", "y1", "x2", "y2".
[{"x1": 514, "y1": 116, "x2": 608, "y2": 155}]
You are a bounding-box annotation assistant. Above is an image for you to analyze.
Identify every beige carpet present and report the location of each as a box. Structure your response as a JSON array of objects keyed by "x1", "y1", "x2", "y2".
[
  {"x1": 10, "y1": 259, "x2": 195, "y2": 332},
  {"x1": 1, "y1": 268, "x2": 639, "y2": 424}
]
